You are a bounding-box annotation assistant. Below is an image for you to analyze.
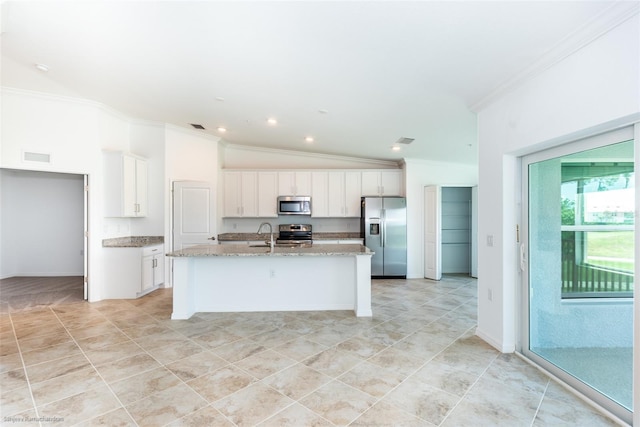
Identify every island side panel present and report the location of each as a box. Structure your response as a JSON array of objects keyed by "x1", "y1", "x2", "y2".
[
  {"x1": 354, "y1": 254, "x2": 373, "y2": 317},
  {"x1": 171, "y1": 257, "x2": 196, "y2": 319},
  {"x1": 187, "y1": 255, "x2": 358, "y2": 314}
]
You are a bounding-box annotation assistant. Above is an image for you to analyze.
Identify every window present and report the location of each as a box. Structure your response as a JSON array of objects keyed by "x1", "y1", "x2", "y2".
[{"x1": 560, "y1": 150, "x2": 634, "y2": 298}]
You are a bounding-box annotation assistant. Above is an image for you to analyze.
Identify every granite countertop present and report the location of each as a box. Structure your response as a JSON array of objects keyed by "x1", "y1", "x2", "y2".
[
  {"x1": 166, "y1": 243, "x2": 373, "y2": 257},
  {"x1": 217, "y1": 232, "x2": 362, "y2": 241},
  {"x1": 102, "y1": 236, "x2": 164, "y2": 248}
]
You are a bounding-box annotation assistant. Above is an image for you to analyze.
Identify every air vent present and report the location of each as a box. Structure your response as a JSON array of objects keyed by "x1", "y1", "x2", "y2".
[
  {"x1": 23, "y1": 151, "x2": 51, "y2": 163},
  {"x1": 190, "y1": 123, "x2": 205, "y2": 130},
  {"x1": 395, "y1": 137, "x2": 414, "y2": 145}
]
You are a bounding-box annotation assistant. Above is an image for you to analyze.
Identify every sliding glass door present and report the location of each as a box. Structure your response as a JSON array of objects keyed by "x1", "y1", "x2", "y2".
[{"x1": 521, "y1": 127, "x2": 635, "y2": 423}]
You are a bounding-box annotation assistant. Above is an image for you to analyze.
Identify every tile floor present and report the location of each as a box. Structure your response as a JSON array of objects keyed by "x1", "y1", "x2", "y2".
[{"x1": 0, "y1": 275, "x2": 621, "y2": 426}]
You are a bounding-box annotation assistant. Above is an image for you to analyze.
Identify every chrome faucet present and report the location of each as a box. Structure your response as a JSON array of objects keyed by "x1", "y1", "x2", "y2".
[{"x1": 257, "y1": 222, "x2": 275, "y2": 250}]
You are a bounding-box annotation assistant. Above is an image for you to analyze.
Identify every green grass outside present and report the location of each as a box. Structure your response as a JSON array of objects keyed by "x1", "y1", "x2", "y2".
[{"x1": 586, "y1": 231, "x2": 634, "y2": 272}]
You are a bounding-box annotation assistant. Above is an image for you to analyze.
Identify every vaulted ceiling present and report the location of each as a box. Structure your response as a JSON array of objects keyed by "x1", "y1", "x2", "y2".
[{"x1": 0, "y1": 1, "x2": 620, "y2": 164}]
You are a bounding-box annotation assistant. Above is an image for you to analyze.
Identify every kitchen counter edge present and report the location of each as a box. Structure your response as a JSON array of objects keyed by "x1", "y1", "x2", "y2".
[
  {"x1": 166, "y1": 243, "x2": 373, "y2": 257},
  {"x1": 102, "y1": 236, "x2": 164, "y2": 248}
]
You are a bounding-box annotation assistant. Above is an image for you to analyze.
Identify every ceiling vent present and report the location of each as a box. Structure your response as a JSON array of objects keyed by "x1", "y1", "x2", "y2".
[
  {"x1": 395, "y1": 137, "x2": 414, "y2": 145},
  {"x1": 190, "y1": 123, "x2": 205, "y2": 130}
]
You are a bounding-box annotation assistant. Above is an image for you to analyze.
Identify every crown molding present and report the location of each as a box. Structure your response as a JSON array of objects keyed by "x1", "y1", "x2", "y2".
[
  {"x1": 470, "y1": 1, "x2": 640, "y2": 112},
  {"x1": 221, "y1": 142, "x2": 402, "y2": 168}
]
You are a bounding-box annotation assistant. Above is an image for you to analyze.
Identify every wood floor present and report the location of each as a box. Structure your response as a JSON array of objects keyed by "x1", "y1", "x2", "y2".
[{"x1": 0, "y1": 276, "x2": 84, "y2": 313}]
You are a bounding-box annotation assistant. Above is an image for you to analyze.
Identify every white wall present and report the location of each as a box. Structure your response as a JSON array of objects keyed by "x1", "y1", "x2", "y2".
[
  {"x1": 403, "y1": 159, "x2": 478, "y2": 278},
  {"x1": 475, "y1": 13, "x2": 639, "y2": 353},
  {"x1": 164, "y1": 124, "x2": 220, "y2": 257},
  {"x1": 0, "y1": 169, "x2": 84, "y2": 278}
]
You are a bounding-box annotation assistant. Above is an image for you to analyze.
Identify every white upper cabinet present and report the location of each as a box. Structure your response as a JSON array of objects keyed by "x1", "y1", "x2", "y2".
[
  {"x1": 104, "y1": 151, "x2": 148, "y2": 217},
  {"x1": 361, "y1": 170, "x2": 403, "y2": 196},
  {"x1": 311, "y1": 172, "x2": 329, "y2": 217},
  {"x1": 223, "y1": 171, "x2": 258, "y2": 217},
  {"x1": 328, "y1": 171, "x2": 362, "y2": 217},
  {"x1": 278, "y1": 171, "x2": 312, "y2": 196},
  {"x1": 257, "y1": 171, "x2": 278, "y2": 217}
]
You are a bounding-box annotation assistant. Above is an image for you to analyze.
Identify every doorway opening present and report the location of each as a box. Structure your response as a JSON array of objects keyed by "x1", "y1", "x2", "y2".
[
  {"x1": 0, "y1": 169, "x2": 88, "y2": 312},
  {"x1": 424, "y1": 185, "x2": 478, "y2": 280}
]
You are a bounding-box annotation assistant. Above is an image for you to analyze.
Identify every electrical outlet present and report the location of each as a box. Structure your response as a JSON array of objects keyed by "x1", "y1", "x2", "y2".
[
  {"x1": 270, "y1": 269, "x2": 276, "y2": 278},
  {"x1": 486, "y1": 235, "x2": 494, "y2": 247}
]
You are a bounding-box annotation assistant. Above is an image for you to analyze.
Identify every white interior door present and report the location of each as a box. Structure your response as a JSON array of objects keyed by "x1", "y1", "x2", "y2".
[
  {"x1": 83, "y1": 174, "x2": 89, "y2": 300},
  {"x1": 424, "y1": 185, "x2": 442, "y2": 280},
  {"x1": 172, "y1": 181, "x2": 216, "y2": 250}
]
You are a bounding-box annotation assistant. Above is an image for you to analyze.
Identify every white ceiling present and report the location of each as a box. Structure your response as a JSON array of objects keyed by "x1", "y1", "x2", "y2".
[{"x1": 0, "y1": 1, "x2": 620, "y2": 164}]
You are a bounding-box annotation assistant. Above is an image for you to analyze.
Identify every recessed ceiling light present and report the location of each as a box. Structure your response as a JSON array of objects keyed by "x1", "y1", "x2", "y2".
[
  {"x1": 318, "y1": 109, "x2": 328, "y2": 114},
  {"x1": 217, "y1": 127, "x2": 227, "y2": 133},
  {"x1": 35, "y1": 63, "x2": 49, "y2": 72},
  {"x1": 305, "y1": 136, "x2": 314, "y2": 143},
  {"x1": 215, "y1": 97, "x2": 225, "y2": 102},
  {"x1": 267, "y1": 118, "x2": 278, "y2": 125},
  {"x1": 391, "y1": 146, "x2": 401, "y2": 151}
]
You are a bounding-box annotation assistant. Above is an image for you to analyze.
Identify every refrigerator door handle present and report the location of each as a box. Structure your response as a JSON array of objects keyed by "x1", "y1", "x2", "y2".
[{"x1": 381, "y1": 209, "x2": 385, "y2": 247}]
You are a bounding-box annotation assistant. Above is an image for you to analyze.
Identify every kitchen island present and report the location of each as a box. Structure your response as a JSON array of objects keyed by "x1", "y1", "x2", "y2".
[{"x1": 166, "y1": 244, "x2": 373, "y2": 319}]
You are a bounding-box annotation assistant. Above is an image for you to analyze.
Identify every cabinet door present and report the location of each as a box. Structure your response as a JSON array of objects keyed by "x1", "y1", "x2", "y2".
[
  {"x1": 223, "y1": 172, "x2": 242, "y2": 217},
  {"x1": 153, "y1": 254, "x2": 165, "y2": 287},
  {"x1": 361, "y1": 171, "x2": 381, "y2": 196},
  {"x1": 278, "y1": 172, "x2": 295, "y2": 195},
  {"x1": 380, "y1": 170, "x2": 402, "y2": 196},
  {"x1": 240, "y1": 171, "x2": 257, "y2": 217},
  {"x1": 141, "y1": 255, "x2": 154, "y2": 292},
  {"x1": 294, "y1": 172, "x2": 312, "y2": 196},
  {"x1": 311, "y1": 172, "x2": 329, "y2": 217},
  {"x1": 344, "y1": 172, "x2": 362, "y2": 217},
  {"x1": 135, "y1": 158, "x2": 148, "y2": 216},
  {"x1": 257, "y1": 172, "x2": 278, "y2": 217},
  {"x1": 122, "y1": 155, "x2": 138, "y2": 216},
  {"x1": 327, "y1": 172, "x2": 345, "y2": 217}
]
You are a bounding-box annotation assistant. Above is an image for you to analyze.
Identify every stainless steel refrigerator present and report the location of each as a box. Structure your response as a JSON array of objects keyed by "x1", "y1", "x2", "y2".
[{"x1": 361, "y1": 197, "x2": 407, "y2": 278}]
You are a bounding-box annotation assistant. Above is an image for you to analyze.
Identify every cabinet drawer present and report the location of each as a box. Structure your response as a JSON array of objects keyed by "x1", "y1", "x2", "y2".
[{"x1": 143, "y1": 245, "x2": 164, "y2": 257}]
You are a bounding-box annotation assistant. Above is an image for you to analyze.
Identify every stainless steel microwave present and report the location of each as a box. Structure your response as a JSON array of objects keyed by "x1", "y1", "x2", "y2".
[{"x1": 277, "y1": 196, "x2": 311, "y2": 215}]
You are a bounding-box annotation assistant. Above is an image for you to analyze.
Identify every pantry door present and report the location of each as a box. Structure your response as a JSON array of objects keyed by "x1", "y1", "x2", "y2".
[{"x1": 172, "y1": 181, "x2": 216, "y2": 250}]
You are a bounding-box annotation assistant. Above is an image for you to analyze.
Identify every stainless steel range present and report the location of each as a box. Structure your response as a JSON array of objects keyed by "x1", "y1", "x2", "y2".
[{"x1": 277, "y1": 224, "x2": 312, "y2": 247}]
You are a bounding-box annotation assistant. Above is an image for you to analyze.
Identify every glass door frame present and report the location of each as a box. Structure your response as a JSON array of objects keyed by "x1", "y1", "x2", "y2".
[{"x1": 519, "y1": 125, "x2": 636, "y2": 425}]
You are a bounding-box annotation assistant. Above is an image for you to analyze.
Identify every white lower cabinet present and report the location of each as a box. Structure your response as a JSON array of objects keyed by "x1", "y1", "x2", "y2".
[
  {"x1": 142, "y1": 245, "x2": 165, "y2": 293},
  {"x1": 103, "y1": 244, "x2": 164, "y2": 299}
]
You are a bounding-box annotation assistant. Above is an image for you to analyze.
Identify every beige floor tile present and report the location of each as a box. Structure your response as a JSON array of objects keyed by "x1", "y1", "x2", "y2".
[
  {"x1": 126, "y1": 382, "x2": 208, "y2": 426},
  {"x1": 76, "y1": 331, "x2": 131, "y2": 352},
  {"x1": 302, "y1": 347, "x2": 363, "y2": 378},
  {"x1": 441, "y1": 400, "x2": 523, "y2": 427},
  {"x1": 299, "y1": 380, "x2": 376, "y2": 425},
  {"x1": 83, "y1": 340, "x2": 144, "y2": 366},
  {"x1": 263, "y1": 363, "x2": 332, "y2": 400},
  {"x1": 367, "y1": 346, "x2": 425, "y2": 377},
  {"x1": 235, "y1": 349, "x2": 297, "y2": 379},
  {"x1": 408, "y1": 359, "x2": 480, "y2": 397},
  {"x1": 336, "y1": 335, "x2": 388, "y2": 359},
  {"x1": 533, "y1": 394, "x2": 619, "y2": 426},
  {"x1": 17, "y1": 330, "x2": 73, "y2": 353},
  {"x1": 272, "y1": 337, "x2": 328, "y2": 361},
  {"x1": 67, "y1": 323, "x2": 122, "y2": 341},
  {"x1": 166, "y1": 405, "x2": 234, "y2": 427},
  {"x1": 109, "y1": 367, "x2": 182, "y2": 405},
  {"x1": 30, "y1": 366, "x2": 104, "y2": 407},
  {"x1": 339, "y1": 360, "x2": 405, "y2": 398},
  {"x1": 0, "y1": 384, "x2": 35, "y2": 417},
  {"x1": 0, "y1": 352, "x2": 23, "y2": 373},
  {"x1": 1, "y1": 408, "x2": 41, "y2": 427},
  {"x1": 37, "y1": 383, "x2": 121, "y2": 425},
  {"x1": 213, "y1": 382, "x2": 294, "y2": 426},
  {"x1": 144, "y1": 339, "x2": 204, "y2": 365},
  {"x1": 351, "y1": 401, "x2": 434, "y2": 427},
  {"x1": 165, "y1": 350, "x2": 228, "y2": 381},
  {"x1": 95, "y1": 353, "x2": 161, "y2": 383},
  {"x1": 0, "y1": 367, "x2": 28, "y2": 392},
  {"x1": 25, "y1": 353, "x2": 91, "y2": 384},
  {"x1": 133, "y1": 329, "x2": 190, "y2": 350},
  {"x1": 383, "y1": 377, "x2": 461, "y2": 425},
  {"x1": 187, "y1": 365, "x2": 257, "y2": 402},
  {"x1": 0, "y1": 332, "x2": 19, "y2": 356},
  {"x1": 13, "y1": 323, "x2": 67, "y2": 341},
  {"x1": 258, "y1": 403, "x2": 333, "y2": 427},
  {"x1": 191, "y1": 328, "x2": 243, "y2": 349},
  {"x1": 75, "y1": 407, "x2": 137, "y2": 426},
  {"x1": 303, "y1": 326, "x2": 354, "y2": 347},
  {"x1": 212, "y1": 337, "x2": 268, "y2": 363}
]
